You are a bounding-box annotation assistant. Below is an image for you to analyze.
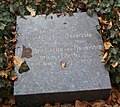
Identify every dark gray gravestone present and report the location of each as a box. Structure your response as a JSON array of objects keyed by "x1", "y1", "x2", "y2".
[{"x1": 14, "y1": 12, "x2": 111, "y2": 107}]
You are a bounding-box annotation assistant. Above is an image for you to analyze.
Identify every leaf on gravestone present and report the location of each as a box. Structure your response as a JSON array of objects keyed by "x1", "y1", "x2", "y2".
[
  {"x1": 60, "y1": 61, "x2": 67, "y2": 69},
  {"x1": 111, "y1": 62, "x2": 118, "y2": 68},
  {"x1": 21, "y1": 45, "x2": 32, "y2": 58},
  {"x1": 98, "y1": 17, "x2": 107, "y2": 24},
  {"x1": 75, "y1": 100, "x2": 87, "y2": 107},
  {"x1": 104, "y1": 41, "x2": 112, "y2": 50},
  {"x1": 26, "y1": 6, "x2": 36, "y2": 16},
  {"x1": 19, "y1": 61, "x2": 30, "y2": 73},
  {"x1": 101, "y1": 52, "x2": 108, "y2": 62},
  {"x1": 13, "y1": 56, "x2": 23, "y2": 67}
]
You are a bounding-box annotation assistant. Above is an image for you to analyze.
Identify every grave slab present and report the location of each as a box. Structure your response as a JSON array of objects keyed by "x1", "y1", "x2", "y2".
[{"x1": 14, "y1": 12, "x2": 111, "y2": 107}]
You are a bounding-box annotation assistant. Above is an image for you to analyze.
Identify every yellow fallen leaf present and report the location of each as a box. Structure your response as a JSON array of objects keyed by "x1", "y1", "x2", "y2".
[
  {"x1": 104, "y1": 41, "x2": 112, "y2": 50},
  {"x1": 13, "y1": 56, "x2": 23, "y2": 67},
  {"x1": 10, "y1": 35, "x2": 16, "y2": 42},
  {"x1": 101, "y1": 52, "x2": 108, "y2": 62},
  {"x1": 98, "y1": 17, "x2": 108, "y2": 24},
  {"x1": 111, "y1": 62, "x2": 118, "y2": 68},
  {"x1": 26, "y1": 6, "x2": 36, "y2": 16},
  {"x1": 0, "y1": 70, "x2": 9, "y2": 78}
]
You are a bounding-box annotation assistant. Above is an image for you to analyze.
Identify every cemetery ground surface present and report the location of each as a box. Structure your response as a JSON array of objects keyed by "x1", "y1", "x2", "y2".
[{"x1": 0, "y1": 0, "x2": 120, "y2": 107}]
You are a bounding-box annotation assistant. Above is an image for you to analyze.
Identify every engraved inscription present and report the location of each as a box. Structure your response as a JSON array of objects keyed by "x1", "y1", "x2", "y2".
[{"x1": 29, "y1": 33, "x2": 102, "y2": 67}]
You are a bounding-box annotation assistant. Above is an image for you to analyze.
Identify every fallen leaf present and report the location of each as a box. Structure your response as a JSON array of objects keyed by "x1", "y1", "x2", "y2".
[
  {"x1": 0, "y1": 98, "x2": 2, "y2": 107},
  {"x1": 2, "y1": 105, "x2": 11, "y2": 107},
  {"x1": 54, "y1": 103, "x2": 60, "y2": 107},
  {"x1": 75, "y1": 100, "x2": 87, "y2": 107},
  {"x1": 10, "y1": 72, "x2": 18, "y2": 81},
  {"x1": 61, "y1": 104, "x2": 74, "y2": 107},
  {"x1": 13, "y1": 56, "x2": 23, "y2": 67},
  {"x1": 6, "y1": 63, "x2": 13, "y2": 70},
  {"x1": 10, "y1": 35, "x2": 16, "y2": 42},
  {"x1": 0, "y1": 70, "x2": 9, "y2": 78},
  {"x1": 36, "y1": 0, "x2": 41, "y2": 2},
  {"x1": 104, "y1": 41, "x2": 112, "y2": 50},
  {"x1": 21, "y1": 45, "x2": 32, "y2": 58},
  {"x1": 9, "y1": 97, "x2": 15, "y2": 105},
  {"x1": 19, "y1": 61, "x2": 30, "y2": 73},
  {"x1": 26, "y1": 6, "x2": 36, "y2": 16},
  {"x1": 98, "y1": 17, "x2": 107, "y2": 24},
  {"x1": 101, "y1": 52, "x2": 108, "y2": 62},
  {"x1": 104, "y1": 104, "x2": 112, "y2": 107},
  {"x1": 92, "y1": 100, "x2": 105, "y2": 107},
  {"x1": 60, "y1": 61, "x2": 67, "y2": 69},
  {"x1": 111, "y1": 62, "x2": 118, "y2": 68},
  {"x1": 44, "y1": 103, "x2": 53, "y2": 107},
  {"x1": 113, "y1": 104, "x2": 119, "y2": 107}
]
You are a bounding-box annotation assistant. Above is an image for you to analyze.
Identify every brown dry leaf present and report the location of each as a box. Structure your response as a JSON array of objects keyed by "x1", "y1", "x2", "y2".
[
  {"x1": 61, "y1": 104, "x2": 74, "y2": 107},
  {"x1": 113, "y1": 104, "x2": 119, "y2": 107},
  {"x1": 21, "y1": 45, "x2": 32, "y2": 58},
  {"x1": 60, "y1": 61, "x2": 67, "y2": 69},
  {"x1": 51, "y1": 0, "x2": 56, "y2": 3},
  {"x1": 36, "y1": 0, "x2": 41, "y2": 2},
  {"x1": 98, "y1": 17, "x2": 108, "y2": 24},
  {"x1": 111, "y1": 62, "x2": 118, "y2": 68},
  {"x1": 2, "y1": 105, "x2": 11, "y2": 107},
  {"x1": 6, "y1": 63, "x2": 13, "y2": 70},
  {"x1": 104, "y1": 104, "x2": 112, "y2": 107},
  {"x1": 13, "y1": 56, "x2": 23, "y2": 67},
  {"x1": 116, "y1": 10, "x2": 120, "y2": 21},
  {"x1": 9, "y1": 97, "x2": 15, "y2": 105},
  {"x1": 0, "y1": 70, "x2": 9, "y2": 78},
  {"x1": 26, "y1": 6, "x2": 36, "y2": 16},
  {"x1": 116, "y1": 91, "x2": 120, "y2": 104},
  {"x1": 0, "y1": 98, "x2": 2, "y2": 107},
  {"x1": 11, "y1": 72, "x2": 18, "y2": 81},
  {"x1": 44, "y1": 103, "x2": 53, "y2": 107},
  {"x1": 54, "y1": 103, "x2": 60, "y2": 107},
  {"x1": 104, "y1": 41, "x2": 112, "y2": 50},
  {"x1": 10, "y1": 35, "x2": 16, "y2": 42},
  {"x1": 92, "y1": 100, "x2": 105, "y2": 107},
  {"x1": 101, "y1": 52, "x2": 108, "y2": 62},
  {"x1": 75, "y1": 100, "x2": 87, "y2": 107},
  {"x1": 111, "y1": 90, "x2": 117, "y2": 102}
]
